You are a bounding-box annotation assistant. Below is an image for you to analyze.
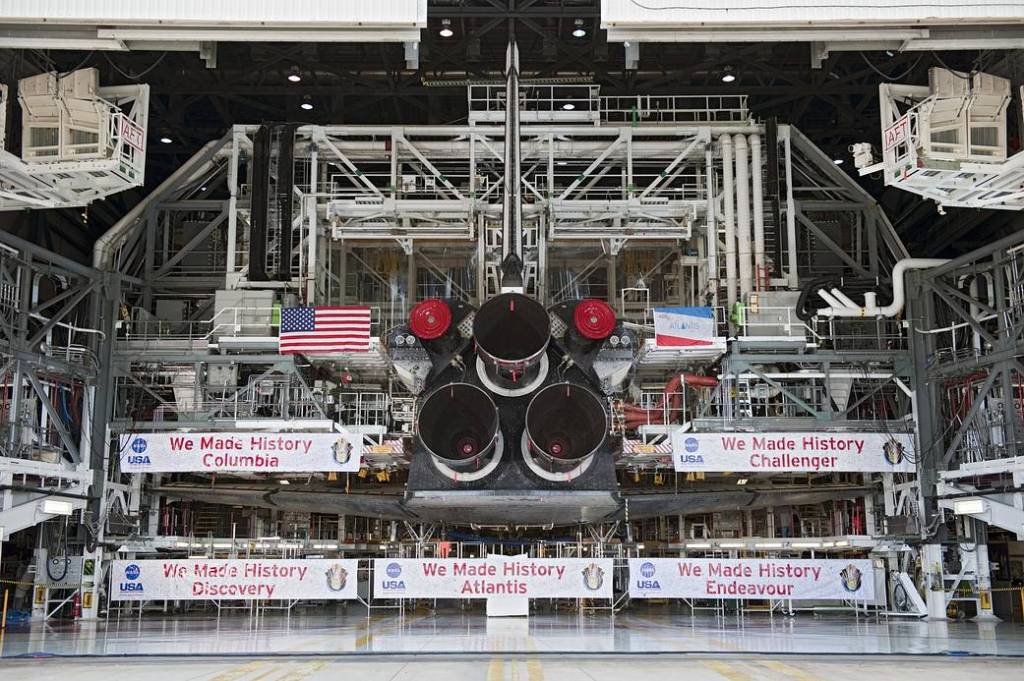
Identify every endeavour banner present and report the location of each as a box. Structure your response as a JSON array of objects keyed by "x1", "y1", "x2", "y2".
[
  {"x1": 373, "y1": 558, "x2": 614, "y2": 600},
  {"x1": 671, "y1": 431, "x2": 916, "y2": 473},
  {"x1": 629, "y1": 558, "x2": 875, "y2": 601},
  {"x1": 119, "y1": 432, "x2": 362, "y2": 473},
  {"x1": 110, "y1": 559, "x2": 359, "y2": 601},
  {"x1": 653, "y1": 307, "x2": 716, "y2": 347}
]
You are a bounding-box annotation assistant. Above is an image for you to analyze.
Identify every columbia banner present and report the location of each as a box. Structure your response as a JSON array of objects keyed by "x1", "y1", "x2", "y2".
[
  {"x1": 629, "y1": 558, "x2": 875, "y2": 601},
  {"x1": 110, "y1": 559, "x2": 359, "y2": 601},
  {"x1": 373, "y1": 558, "x2": 614, "y2": 599},
  {"x1": 119, "y1": 432, "x2": 362, "y2": 473},
  {"x1": 671, "y1": 431, "x2": 916, "y2": 473}
]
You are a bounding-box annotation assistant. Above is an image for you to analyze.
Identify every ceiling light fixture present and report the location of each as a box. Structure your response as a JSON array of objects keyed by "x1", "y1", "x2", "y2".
[
  {"x1": 721, "y1": 66, "x2": 737, "y2": 83},
  {"x1": 573, "y1": 19, "x2": 586, "y2": 38},
  {"x1": 439, "y1": 19, "x2": 454, "y2": 38},
  {"x1": 278, "y1": 479, "x2": 291, "y2": 485},
  {"x1": 287, "y1": 68, "x2": 302, "y2": 83},
  {"x1": 159, "y1": 136, "x2": 172, "y2": 144},
  {"x1": 834, "y1": 158, "x2": 845, "y2": 165},
  {"x1": 736, "y1": 477, "x2": 749, "y2": 485},
  {"x1": 300, "y1": 96, "x2": 314, "y2": 111},
  {"x1": 562, "y1": 103, "x2": 576, "y2": 111}
]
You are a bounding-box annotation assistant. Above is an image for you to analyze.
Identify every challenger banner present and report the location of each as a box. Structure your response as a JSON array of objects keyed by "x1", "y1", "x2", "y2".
[
  {"x1": 373, "y1": 558, "x2": 614, "y2": 599},
  {"x1": 671, "y1": 431, "x2": 916, "y2": 473},
  {"x1": 110, "y1": 559, "x2": 359, "y2": 601},
  {"x1": 629, "y1": 558, "x2": 875, "y2": 601},
  {"x1": 118, "y1": 432, "x2": 362, "y2": 473}
]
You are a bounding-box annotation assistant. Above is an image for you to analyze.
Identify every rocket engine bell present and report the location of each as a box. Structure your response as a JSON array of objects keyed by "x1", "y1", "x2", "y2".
[
  {"x1": 523, "y1": 382, "x2": 609, "y2": 476},
  {"x1": 473, "y1": 292, "x2": 551, "y2": 395},
  {"x1": 417, "y1": 383, "x2": 502, "y2": 477}
]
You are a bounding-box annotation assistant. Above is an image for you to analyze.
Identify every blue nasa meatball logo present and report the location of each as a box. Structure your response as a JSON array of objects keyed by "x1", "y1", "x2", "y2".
[
  {"x1": 386, "y1": 562, "x2": 402, "y2": 578},
  {"x1": 131, "y1": 438, "x2": 148, "y2": 453},
  {"x1": 640, "y1": 562, "x2": 656, "y2": 578},
  {"x1": 684, "y1": 437, "x2": 699, "y2": 453}
]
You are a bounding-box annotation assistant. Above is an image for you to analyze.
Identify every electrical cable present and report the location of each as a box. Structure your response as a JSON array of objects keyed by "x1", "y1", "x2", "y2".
[
  {"x1": 859, "y1": 52, "x2": 923, "y2": 82},
  {"x1": 103, "y1": 52, "x2": 168, "y2": 81}
]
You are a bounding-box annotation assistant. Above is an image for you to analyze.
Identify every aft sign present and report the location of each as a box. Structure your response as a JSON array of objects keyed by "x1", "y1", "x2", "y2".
[
  {"x1": 883, "y1": 115, "x2": 910, "y2": 151},
  {"x1": 671, "y1": 431, "x2": 916, "y2": 473},
  {"x1": 629, "y1": 558, "x2": 875, "y2": 601},
  {"x1": 653, "y1": 307, "x2": 716, "y2": 347},
  {"x1": 119, "y1": 431, "x2": 362, "y2": 473},
  {"x1": 110, "y1": 559, "x2": 359, "y2": 601},
  {"x1": 373, "y1": 558, "x2": 613, "y2": 600}
]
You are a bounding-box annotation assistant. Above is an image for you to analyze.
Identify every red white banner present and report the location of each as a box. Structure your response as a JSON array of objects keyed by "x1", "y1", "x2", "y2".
[
  {"x1": 119, "y1": 431, "x2": 362, "y2": 473},
  {"x1": 629, "y1": 558, "x2": 875, "y2": 601},
  {"x1": 110, "y1": 559, "x2": 359, "y2": 601},
  {"x1": 671, "y1": 431, "x2": 916, "y2": 473},
  {"x1": 373, "y1": 558, "x2": 614, "y2": 600}
]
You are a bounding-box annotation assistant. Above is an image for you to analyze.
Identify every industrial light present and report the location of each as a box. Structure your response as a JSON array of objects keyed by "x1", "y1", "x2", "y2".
[
  {"x1": 719, "y1": 542, "x2": 747, "y2": 549},
  {"x1": 572, "y1": 20, "x2": 586, "y2": 38},
  {"x1": 562, "y1": 103, "x2": 576, "y2": 111},
  {"x1": 721, "y1": 66, "x2": 737, "y2": 83},
  {"x1": 686, "y1": 542, "x2": 711, "y2": 549},
  {"x1": 41, "y1": 499, "x2": 73, "y2": 516},
  {"x1": 835, "y1": 540, "x2": 850, "y2": 547},
  {"x1": 755, "y1": 542, "x2": 784, "y2": 549},
  {"x1": 439, "y1": 19, "x2": 454, "y2": 38},
  {"x1": 278, "y1": 479, "x2": 291, "y2": 485},
  {"x1": 287, "y1": 70, "x2": 302, "y2": 83},
  {"x1": 791, "y1": 541, "x2": 821, "y2": 549},
  {"x1": 159, "y1": 136, "x2": 172, "y2": 144},
  {"x1": 954, "y1": 498, "x2": 987, "y2": 515},
  {"x1": 736, "y1": 478, "x2": 749, "y2": 485},
  {"x1": 300, "y1": 99, "x2": 314, "y2": 111},
  {"x1": 833, "y1": 158, "x2": 845, "y2": 165}
]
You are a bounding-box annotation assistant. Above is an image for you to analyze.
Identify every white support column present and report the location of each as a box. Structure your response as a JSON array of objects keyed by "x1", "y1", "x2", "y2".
[
  {"x1": 922, "y1": 543, "x2": 949, "y2": 620},
  {"x1": 735, "y1": 134, "x2": 752, "y2": 299},
  {"x1": 721, "y1": 135, "x2": 737, "y2": 309}
]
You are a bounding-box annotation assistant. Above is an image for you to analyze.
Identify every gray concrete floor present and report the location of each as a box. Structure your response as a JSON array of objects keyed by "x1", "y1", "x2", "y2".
[{"x1": 0, "y1": 655, "x2": 1022, "y2": 680}]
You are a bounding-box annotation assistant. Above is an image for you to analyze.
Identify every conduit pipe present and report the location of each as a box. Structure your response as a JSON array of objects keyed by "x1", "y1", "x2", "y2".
[
  {"x1": 623, "y1": 373, "x2": 719, "y2": 426},
  {"x1": 721, "y1": 135, "x2": 737, "y2": 308},
  {"x1": 735, "y1": 134, "x2": 753, "y2": 299},
  {"x1": 816, "y1": 258, "x2": 950, "y2": 318},
  {"x1": 750, "y1": 133, "x2": 766, "y2": 289}
]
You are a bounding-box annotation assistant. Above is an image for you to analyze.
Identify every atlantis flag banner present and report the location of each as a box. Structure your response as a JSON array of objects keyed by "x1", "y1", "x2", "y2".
[
  {"x1": 373, "y1": 558, "x2": 613, "y2": 600},
  {"x1": 653, "y1": 307, "x2": 716, "y2": 347},
  {"x1": 629, "y1": 558, "x2": 876, "y2": 601}
]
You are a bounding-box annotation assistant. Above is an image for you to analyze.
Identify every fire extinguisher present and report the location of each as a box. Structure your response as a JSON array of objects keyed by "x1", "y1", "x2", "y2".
[{"x1": 71, "y1": 591, "x2": 81, "y2": 619}]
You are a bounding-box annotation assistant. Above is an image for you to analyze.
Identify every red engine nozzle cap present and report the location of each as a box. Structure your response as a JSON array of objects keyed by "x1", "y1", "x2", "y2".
[
  {"x1": 573, "y1": 298, "x2": 616, "y2": 340},
  {"x1": 409, "y1": 299, "x2": 452, "y2": 340}
]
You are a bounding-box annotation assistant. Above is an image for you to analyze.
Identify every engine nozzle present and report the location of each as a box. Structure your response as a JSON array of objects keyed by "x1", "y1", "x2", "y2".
[
  {"x1": 473, "y1": 292, "x2": 550, "y2": 395},
  {"x1": 417, "y1": 383, "x2": 500, "y2": 471},
  {"x1": 524, "y1": 382, "x2": 608, "y2": 473}
]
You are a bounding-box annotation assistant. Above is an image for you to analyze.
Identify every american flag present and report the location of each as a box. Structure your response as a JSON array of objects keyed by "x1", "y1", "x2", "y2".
[{"x1": 279, "y1": 306, "x2": 372, "y2": 354}]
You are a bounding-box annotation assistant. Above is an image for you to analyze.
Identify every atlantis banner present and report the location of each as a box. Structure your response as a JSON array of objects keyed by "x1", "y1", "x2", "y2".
[{"x1": 372, "y1": 558, "x2": 614, "y2": 600}]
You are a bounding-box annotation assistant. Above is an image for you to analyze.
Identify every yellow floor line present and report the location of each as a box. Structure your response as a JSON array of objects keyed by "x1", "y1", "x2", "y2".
[
  {"x1": 702, "y1": 660, "x2": 754, "y2": 681},
  {"x1": 759, "y1": 660, "x2": 823, "y2": 681},
  {"x1": 487, "y1": 656, "x2": 505, "y2": 681},
  {"x1": 207, "y1": 660, "x2": 268, "y2": 681},
  {"x1": 274, "y1": 660, "x2": 327, "y2": 681}
]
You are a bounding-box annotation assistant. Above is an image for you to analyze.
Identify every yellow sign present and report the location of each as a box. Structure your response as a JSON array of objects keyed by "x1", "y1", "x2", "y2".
[
  {"x1": 34, "y1": 586, "x2": 45, "y2": 605},
  {"x1": 369, "y1": 445, "x2": 395, "y2": 454},
  {"x1": 630, "y1": 444, "x2": 656, "y2": 454},
  {"x1": 980, "y1": 590, "x2": 991, "y2": 610},
  {"x1": 82, "y1": 591, "x2": 93, "y2": 609}
]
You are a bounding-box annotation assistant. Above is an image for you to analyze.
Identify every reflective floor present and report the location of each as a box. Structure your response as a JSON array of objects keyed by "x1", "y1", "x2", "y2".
[
  {"x1": 1, "y1": 606, "x2": 1023, "y2": 658},
  {"x1": 1, "y1": 654, "x2": 1022, "y2": 681}
]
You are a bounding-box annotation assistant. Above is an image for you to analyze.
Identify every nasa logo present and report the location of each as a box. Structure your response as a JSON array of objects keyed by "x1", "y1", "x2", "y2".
[
  {"x1": 131, "y1": 438, "x2": 148, "y2": 454},
  {"x1": 684, "y1": 437, "x2": 699, "y2": 453},
  {"x1": 386, "y1": 562, "x2": 402, "y2": 578},
  {"x1": 640, "y1": 562, "x2": 656, "y2": 579},
  {"x1": 120, "y1": 564, "x2": 144, "y2": 593},
  {"x1": 679, "y1": 454, "x2": 705, "y2": 464},
  {"x1": 126, "y1": 455, "x2": 151, "y2": 465}
]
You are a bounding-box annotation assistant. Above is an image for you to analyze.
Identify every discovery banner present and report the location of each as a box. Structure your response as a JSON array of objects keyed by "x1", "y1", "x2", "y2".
[
  {"x1": 110, "y1": 559, "x2": 359, "y2": 601},
  {"x1": 118, "y1": 431, "x2": 362, "y2": 473},
  {"x1": 373, "y1": 558, "x2": 614, "y2": 600},
  {"x1": 628, "y1": 558, "x2": 875, "y2": 601},
  {"x1": 671, "y1": 431, "x2": 916, "y2": 473}
]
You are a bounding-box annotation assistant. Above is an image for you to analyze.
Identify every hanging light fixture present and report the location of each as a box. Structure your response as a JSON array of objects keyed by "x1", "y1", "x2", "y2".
[
  {"x1": 439, "y1": 19, "x2": 454, "y2": 38},
  {"x1": 287, "y1": 67, "x2": 302, "y2": 83},
  {"x1": 572, "y1": 19, "x2": 586, "y2": 38},
  {"x1": 300, "y1": 96, "x2": 314, "y2": 111},
  {"x1": 721, "y1": 66, "x2": 737, "y2": 83}
]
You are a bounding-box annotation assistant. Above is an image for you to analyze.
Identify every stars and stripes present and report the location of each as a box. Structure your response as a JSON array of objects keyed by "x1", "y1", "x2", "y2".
[{"x1": 279, "y1": 306, "x2": 372, "y2": 354}]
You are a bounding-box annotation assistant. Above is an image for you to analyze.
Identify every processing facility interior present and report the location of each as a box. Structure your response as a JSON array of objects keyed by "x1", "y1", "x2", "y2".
[{"x1": 1, "y1": 1, "x2": 1024, "y2": 679}]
